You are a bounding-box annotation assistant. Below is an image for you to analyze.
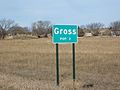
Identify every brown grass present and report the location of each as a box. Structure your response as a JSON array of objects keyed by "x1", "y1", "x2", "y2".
[{"x1": 0, "y1": 37, "x2": 120, "y2": 90}]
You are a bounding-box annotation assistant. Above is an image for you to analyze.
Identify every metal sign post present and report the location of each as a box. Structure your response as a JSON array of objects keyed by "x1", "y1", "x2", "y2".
[
  {"x1": 56, "y1": 43, "x2": 59, "y2": 85},
  {"x1": 52, "y1": 25, "x2": 78, "y2": 85},
  {"x1": 72, "y1": 43, "x2": 75, "y2": 81}
]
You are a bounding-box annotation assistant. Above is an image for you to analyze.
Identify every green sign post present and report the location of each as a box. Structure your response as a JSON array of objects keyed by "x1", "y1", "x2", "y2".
[{"x1": 52, "y1": 25, "x2": 78, "y2": 85}]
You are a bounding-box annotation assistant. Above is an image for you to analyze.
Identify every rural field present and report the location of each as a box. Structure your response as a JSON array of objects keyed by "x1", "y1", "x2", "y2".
[{"x1": 0, "y1": 37, "x2": 120, "y2": 90}]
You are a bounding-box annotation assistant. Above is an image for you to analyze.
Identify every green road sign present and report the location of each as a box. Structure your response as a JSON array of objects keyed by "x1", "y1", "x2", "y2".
[{"x1": 52, "y1": 25, "x2": 78, "y2": 44}]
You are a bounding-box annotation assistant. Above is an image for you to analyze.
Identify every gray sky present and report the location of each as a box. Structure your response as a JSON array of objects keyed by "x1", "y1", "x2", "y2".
[{"x1": 0, "y1": 0, "x2": 120, "y2": 27}]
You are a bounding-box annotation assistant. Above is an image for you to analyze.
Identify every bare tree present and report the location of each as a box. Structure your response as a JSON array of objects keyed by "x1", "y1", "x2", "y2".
[
  {"x1": 86, "y1": 22, "x2": 104, "y2": 30},
  {"x1": 78, "y1": 26, "x2": 85, "y2": 37},
  {"x1": 7, "y1": 26, "x2": 31, "y2": 35},
  {"x1": 0, "y1": 18, "x2": 17, "y2": 39},
  {"x1": 110, "y1": 21, "x2": 120, "y2": 30},
  {"x1": 86, "y1": 22, "x2": 104, "y2": 36},
  {"x1": 32, "y1": 20, "x2": 51, "y2": 38},
  {"x1": 110, "y1": 21, "x2": 120, "y2": 36}
]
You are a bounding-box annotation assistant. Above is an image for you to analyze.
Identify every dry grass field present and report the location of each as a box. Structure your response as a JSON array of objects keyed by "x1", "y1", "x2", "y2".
[{"x1": 0, "y1": 37, "x2": 120, "y2": 90}]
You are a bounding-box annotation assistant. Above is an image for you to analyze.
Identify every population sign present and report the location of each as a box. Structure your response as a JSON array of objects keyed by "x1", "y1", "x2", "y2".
[
  {"x1": 52, "y1": 25, "x2": 78, "y2": 85},
  {"x1": 52, "y1": 25, "x2": 78, "y2": 44}
]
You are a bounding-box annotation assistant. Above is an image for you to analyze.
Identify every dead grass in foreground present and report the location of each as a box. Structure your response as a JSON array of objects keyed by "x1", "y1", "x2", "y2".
[{"x1": 0, "y1": 37, "x2": 120, "y2": 90}]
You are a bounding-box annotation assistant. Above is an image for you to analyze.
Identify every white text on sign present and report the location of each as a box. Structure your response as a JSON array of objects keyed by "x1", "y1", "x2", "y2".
[{"x1": 54, "y1": 28, "x2": 76, "y2": 35}]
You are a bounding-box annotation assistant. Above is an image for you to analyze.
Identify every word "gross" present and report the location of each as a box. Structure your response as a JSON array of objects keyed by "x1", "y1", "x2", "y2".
[{"x1": 54, "y1": 28, "x2": 76, "y2": 35}]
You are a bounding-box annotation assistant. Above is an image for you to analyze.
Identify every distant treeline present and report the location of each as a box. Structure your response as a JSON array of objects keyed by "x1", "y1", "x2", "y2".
[{"x1": 0, "y1": 18, "x2": 120, "y2": 39}]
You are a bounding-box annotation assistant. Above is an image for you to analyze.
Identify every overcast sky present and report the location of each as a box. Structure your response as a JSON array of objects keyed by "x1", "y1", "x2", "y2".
[{"x1": 0, "y1": 0, "x2": 120, "y2": 27}]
